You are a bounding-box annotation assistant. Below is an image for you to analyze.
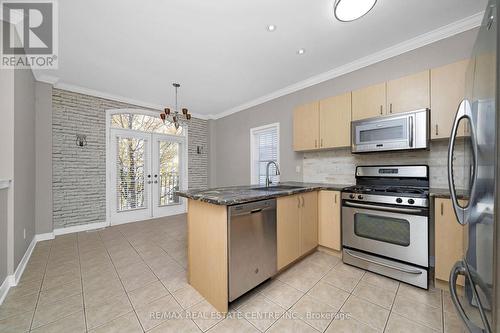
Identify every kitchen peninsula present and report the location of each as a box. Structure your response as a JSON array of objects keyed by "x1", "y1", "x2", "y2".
[{"x1": 177, "y1": 182, "x2": 347, "y2": 312}]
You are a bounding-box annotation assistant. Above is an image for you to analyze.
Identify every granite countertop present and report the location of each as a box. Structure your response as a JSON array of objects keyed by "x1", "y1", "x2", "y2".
[
  {"x1": 429, "y1": 187, "x2": 469, "y2": 199},
  {"x1": 177, "y1": 181, "x2": 352, "y2": 206}
]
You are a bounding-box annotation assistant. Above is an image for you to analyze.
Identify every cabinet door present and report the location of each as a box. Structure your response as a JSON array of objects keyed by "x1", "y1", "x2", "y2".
[
  {"x1": 299, "y1": 191, "x2": 318, "y2": 255},
  {"x1": 293, "y1": 102, "x2": 320, "y2": 151},
  {"x1": 430, "y1": 60, "x2": 468, "y2": 139},
  {"x1": 352, "y1": 83, "x2": 386, "y2": 121},
  {"x1": 435, "y1": 198, "x2": 465, "y2": 285},
  {"x1": 386, "y1": 70, "x2": 430, "y2": 114},
  {"x1": 277, "y1": 194, "x2": 301, "y2": 270},
  {"x1": 318, "y1": 191, "x2": 341, "y2": 251},
  {"x1": 319, "y1": 93, "x2": 351, "y2": 148}
]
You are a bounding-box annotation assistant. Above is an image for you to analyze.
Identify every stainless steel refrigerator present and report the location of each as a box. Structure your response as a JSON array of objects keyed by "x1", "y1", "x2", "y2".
[{"x1": 447, "y1": 0, "x2": 498, "y2": 332}]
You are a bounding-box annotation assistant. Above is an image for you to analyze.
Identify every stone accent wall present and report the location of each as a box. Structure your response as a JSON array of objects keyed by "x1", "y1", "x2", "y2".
[
  {"x1": 52, "y1": 89, "x2": 208, "y2": 229},
  {"x1": 303, "y1": 140, "x2": 465, "y2": 189}
]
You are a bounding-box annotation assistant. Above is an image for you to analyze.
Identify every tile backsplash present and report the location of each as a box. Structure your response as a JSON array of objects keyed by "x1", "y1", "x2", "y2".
[{"x1": 303, "y1": 140, "x2": 466, "y2": 189}]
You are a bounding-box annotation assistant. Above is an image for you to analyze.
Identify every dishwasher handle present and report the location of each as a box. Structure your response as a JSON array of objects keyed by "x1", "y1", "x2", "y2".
[{"x1": 229, "y1": 199, "x2": 276, "y2": 217}]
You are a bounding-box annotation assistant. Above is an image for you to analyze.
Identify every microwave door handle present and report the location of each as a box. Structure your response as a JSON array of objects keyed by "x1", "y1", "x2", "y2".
[
  {"x1": 409, "y1": 116, "x2": 414, "y2": 147},
  {"x1": 447, "y1": 99, "x2": 478, "y2": 225},
  {"x1": 449, "y1": 261, "x2": 487, "y2": 333}
]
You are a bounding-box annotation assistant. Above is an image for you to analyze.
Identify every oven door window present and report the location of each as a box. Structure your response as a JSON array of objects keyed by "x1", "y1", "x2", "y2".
[
  {"x1": 354, "y1": 213, "x2": 410, "y2": 247},
  {"x1": 357, "y1": 118, "x2": 408, "y2": 144}
]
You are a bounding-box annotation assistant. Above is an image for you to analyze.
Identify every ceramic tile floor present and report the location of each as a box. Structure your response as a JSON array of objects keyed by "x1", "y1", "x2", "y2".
[{"x1": 0, "y1": 214, "x2": 467, "y2": 333}]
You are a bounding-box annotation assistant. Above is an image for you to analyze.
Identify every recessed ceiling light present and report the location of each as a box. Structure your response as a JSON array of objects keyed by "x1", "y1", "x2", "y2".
[
  {"x1": 334, "y1": 0, "x2": 377, "y2": 22},
  {"x1": 267, "y1": 25, "x2": 277, "y2": 32},
  {"x1": 297, "y1": 48, "x2": 305, "y2": 55}
]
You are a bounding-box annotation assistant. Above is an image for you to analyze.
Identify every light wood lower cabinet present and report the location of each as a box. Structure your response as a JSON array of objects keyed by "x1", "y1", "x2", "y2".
[
  {"x1": 277, "y1": 194, "x2": 301, "y2": 270},
  {"x1": 299, "y1": 192, "x2": 318, "y2": 254},
  {"x1": 435, "y1": 198, "x2": 465, "y2": 286},
  {"x1": 318, "y1": 191, "x2": 341, "y2": 251},
  {"x1": 277, "y1": 192, "x2": 318, "y2": 270}
]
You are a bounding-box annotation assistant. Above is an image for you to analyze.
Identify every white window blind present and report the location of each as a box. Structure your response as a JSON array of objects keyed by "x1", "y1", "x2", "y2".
[{"x1": 251, "y1": 124, "x2": 280, "y2": 185}]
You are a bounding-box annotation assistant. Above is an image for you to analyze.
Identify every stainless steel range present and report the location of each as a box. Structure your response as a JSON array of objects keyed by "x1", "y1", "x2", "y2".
[{"x1": 342, "y1": 165, "x2": 429, "y2": 289}]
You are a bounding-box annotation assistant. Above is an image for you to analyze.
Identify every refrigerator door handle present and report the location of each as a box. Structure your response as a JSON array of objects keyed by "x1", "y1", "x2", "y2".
[
  {"x1": 449, "y1": 261, "x2": 486, "y2": 333},
  {"x1": 447, "y1": 99, "x2": 478, "y2": 225}
]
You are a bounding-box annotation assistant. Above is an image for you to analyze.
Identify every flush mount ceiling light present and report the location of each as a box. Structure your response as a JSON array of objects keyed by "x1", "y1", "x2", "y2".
[
  {"x1": 297, "y1": 48, "x2": 306, "y2": 55},
  {"x1": 266, "y1": 24, "x2": 277, "y2": 32},
  {"x1": 334, "y1": 0, "x2": 377, "y2": 22}
]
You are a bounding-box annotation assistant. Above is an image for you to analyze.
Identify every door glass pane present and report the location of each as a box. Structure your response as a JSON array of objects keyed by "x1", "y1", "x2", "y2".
[
  {"x1": 354, "y1": 213, "x2": 410, "y2": 246},
  {"x1": 116, "y1": 136, "x2": 147, "y2": 211},
  {"x1": 158, "y1": 141, "x2": 180, "y2": 206}
]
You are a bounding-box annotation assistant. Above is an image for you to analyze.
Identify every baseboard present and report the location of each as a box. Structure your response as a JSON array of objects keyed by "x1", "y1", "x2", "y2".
[
  {"x1": 53, "y1": 221, "x2": 108, "y2": 236},
  {"x1": 0, "y1": 276, "x2": 11, "y2": 305},
  {"x1": 12, "y1": 236, "x2": 37, "y2": 286},
  {"x1": 35, "y1": 232, "x2": 55, "y2": 242}
]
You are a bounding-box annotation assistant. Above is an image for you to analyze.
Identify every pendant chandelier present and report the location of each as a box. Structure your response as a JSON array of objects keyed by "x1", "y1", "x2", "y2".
[{"x1": 160, "y1": 83, "x2": 191, "y2": 129}]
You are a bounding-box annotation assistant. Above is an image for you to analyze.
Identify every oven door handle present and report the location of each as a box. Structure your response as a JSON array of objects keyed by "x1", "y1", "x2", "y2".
[
  {"x1": 343, "y1": 201, "x2": 424, "y2": 214},
  {"x1": 344, "y1": 249, "x2": 423, "y2": 275}
]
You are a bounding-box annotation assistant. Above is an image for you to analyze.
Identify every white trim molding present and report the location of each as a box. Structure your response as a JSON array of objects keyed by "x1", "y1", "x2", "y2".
[
  {"x1": 211, "y1": 11, "x2": 484, "y2": 120},
  {"x1": 0, "y1": 180, "x2": 11, "y2": 190},
  {"x1": 35, "y1": 12, "x2": 482, "y2": 121}
]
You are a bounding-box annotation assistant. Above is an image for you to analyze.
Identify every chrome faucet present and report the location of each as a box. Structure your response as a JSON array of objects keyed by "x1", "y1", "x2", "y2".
[{"x1": 265, "y1": 161, "x2": 281, "y2": 187}]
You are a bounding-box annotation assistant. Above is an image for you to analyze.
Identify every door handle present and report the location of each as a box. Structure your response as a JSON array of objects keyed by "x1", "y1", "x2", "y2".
[
  {"x1": 409, "y1": 116, "x2": 414, "y2": 148},
  {"x1": 449, "y1": 261, "x2": 488, "y2": 333},
  {"x1": 344, "y1": 201, "x2": 424, "y2": 214},
  {"x1": 448, "y1": 99, "x2": 478, "y2": 225},
  {"x1": 345, "y1": 249, "x2": 422, "y2": 275}
]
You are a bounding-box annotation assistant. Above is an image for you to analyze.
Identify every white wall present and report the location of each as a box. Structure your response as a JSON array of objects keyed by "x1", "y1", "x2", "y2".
[{"x1": 211, "y1": 28, "x2": 479, "y2": 187}]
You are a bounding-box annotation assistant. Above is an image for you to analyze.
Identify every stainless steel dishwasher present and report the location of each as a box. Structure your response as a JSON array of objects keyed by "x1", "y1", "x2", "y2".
[{"x1": 228, "y1": 199, "x2": 277, "y2": 302}]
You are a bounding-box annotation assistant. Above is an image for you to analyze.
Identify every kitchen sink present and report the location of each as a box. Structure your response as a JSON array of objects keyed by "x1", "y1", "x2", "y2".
[{"x1": 251, "y1": 185, "x2": 304, "y2": 191}]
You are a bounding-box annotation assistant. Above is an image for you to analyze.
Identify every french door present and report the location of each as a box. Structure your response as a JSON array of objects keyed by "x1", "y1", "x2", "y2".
[{"x1": 109, "y1": 128, "x2": 186, "y2": 225}]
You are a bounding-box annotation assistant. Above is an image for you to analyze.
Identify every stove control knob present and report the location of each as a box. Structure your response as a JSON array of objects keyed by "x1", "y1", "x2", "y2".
[
  {"x1": 357, "y1": 195, "x2": 364, "y2": 200},
  {"x1": 396, "y1": 198, "x2": 403, "y2": 204},
  {"x1": 408, "y1": 199, "x2": 415, "y2": 205},
  {"x1": 349, "y1": 194, "x2": 355, "y2": 199}
]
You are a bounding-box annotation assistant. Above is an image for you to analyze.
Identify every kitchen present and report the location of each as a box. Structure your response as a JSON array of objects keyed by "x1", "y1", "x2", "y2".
[{"x1": 0, "y1": 0, "x2": 497, "y2": 333}]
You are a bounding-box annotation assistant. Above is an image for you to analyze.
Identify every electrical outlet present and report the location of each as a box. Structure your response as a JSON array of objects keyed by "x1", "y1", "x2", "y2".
[{"x1": 23, "y1": 228, "x2": 26, "y2": 240}]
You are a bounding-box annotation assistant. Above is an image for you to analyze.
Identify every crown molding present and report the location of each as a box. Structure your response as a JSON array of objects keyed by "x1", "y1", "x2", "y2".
[
  {"x1": 34, "y1": 76, "x2": 211, "y2": 120},
  {"x1": 209, "y1": 11, "x2": 484, "y2": 120}
]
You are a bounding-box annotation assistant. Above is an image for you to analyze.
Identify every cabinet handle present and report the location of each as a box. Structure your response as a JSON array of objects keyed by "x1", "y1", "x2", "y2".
[
  {"x1": 314, "y1": 139, "x2": 318, "y2": 148},
  {"x1": 389, "y1": 103, "x2": 393, "y2": 113},
  {"x1": 440, "y1": 202, "x2": 444, "y2": 216},
  {"x1": 320, "y1": 138, "x2": 323, "y2": 147},
  {"x1": 301, "y1": 196, "x2": 305, "y2": 207},
  {"x1": 334, "y1": 194, "x2": 337, "y2": 204},
  {"x1": 379, "y1": 105, "x2": 383, "y2": 115},
  {"x1": 297, "y1": 197, "x2": 300, "y2": 208},
  {"x1": 435, "y1": 124, "x2": 439, "y2": 136}
]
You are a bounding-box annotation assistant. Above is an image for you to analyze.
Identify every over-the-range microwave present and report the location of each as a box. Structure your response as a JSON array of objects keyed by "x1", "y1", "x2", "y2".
[{"x1": 351, "y1": 109, "x2": 430, "y2": 153}]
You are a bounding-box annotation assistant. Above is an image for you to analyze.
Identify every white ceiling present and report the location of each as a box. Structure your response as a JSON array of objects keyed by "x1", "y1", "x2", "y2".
[{"x1": 36, "y1": 0, "x2": 487, "y2": 118}]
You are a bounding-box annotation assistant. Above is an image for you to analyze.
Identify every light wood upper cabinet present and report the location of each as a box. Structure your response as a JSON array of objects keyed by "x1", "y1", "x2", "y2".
[
  {"x1": 299, "y1": 191, "x2": 318, "y2": 255},
  {"x1": 431, "y1": 60, "x2": 468, "y2": 139},
  {"x1": 318, "y1": 191, "x2": 341, "y2": 251},
  {"x1": 293, "y1": 102, "x2": 320, "y2": 151},
  {"x1": 386, "y1": 70, "x2": 430, "y2": 114},
  {"x1": 319, "y1": 93, "x2": 351, "y2": 148},
  {"x1": 435, "y1": 198, "x2": 465, "y2": 286},
  {"x1": 277, "y1": 194, "x2": 301, "y2": 270},
  {"x1": 352, "y1": 82, "x2": 386, "y2": 121}
]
